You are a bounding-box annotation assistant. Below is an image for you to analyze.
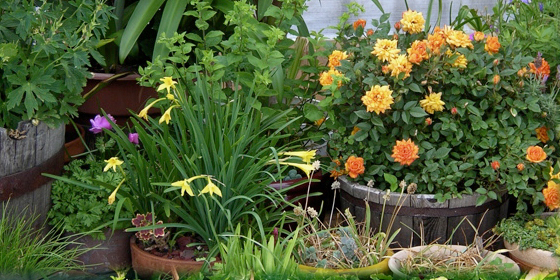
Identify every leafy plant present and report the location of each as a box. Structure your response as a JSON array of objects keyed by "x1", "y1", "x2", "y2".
[
  {"x1": 318, "y1": 2, "x2": 560, "y2": 212},
  {"x1": 48, "y1": 139, "x2": 131, "y2": 240},
  {"x1": 0, "y1": 203, "x2": 90, "y2": 279},
  {"x1": 210, "y1": 223, "x2": 300, "y2": 280},
  {"x1": 494, "y1": 213, "x2": 560, "y2": 254},
  {"x1": 0, "y1": 0, "x2": 111, "y2": 129}
]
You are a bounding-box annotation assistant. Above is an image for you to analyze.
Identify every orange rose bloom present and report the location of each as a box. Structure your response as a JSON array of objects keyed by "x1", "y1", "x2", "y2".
[
  {"x1": 473, "y1": 31, "x2": 485, "y2": 41},
  {"x1": 526, "y1": 146, "x2": 547, "y2": 163},
  {"x1": 491, "y1": 160, "x2": 500, "y2": 170},
  {"x1": 536, "y1": 126, "x2": 549, "y2": 143},
  {"x1": 353, "y1": 19, "x2": 366, "y2": 30},
  {"x1": 543, "y1": 180, "x2": 560, "y2": 210},
  {"x1": 345, "y1": 156, "x2": 365, "y2": 178},
  {"x1": 529, "y1": 58, "x2": 551, "y2": 78},
  {"x1": 484, "y1": 36, "x2": 501, "y2": 54},
  {"x1": 391, "y1": 139, "x2": 420, "y2": 166}
]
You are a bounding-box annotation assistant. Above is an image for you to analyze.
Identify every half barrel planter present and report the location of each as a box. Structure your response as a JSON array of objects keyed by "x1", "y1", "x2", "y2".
[
  {"x1": 338, "y1": 176, "x2": 509, "y2": 247},
  {"x1": 0, "y1": 121, "x2": 64, "y2": 230}
]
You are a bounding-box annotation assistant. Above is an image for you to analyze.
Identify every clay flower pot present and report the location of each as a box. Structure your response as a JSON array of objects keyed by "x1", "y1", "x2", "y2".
[
  {"x1": 298, "y1": 249, "x2": 393, "y2": 279},
  {"x1": 64, "y1": 123, "x2": 86, "y2": 163},
  {"x1": 504, "y1": 240, "x2": 560, "y2": 272},
  {"x1": 388, "y1": 245, "x2": 520, "y2": 279},
  {"x1": 130, "y1": 236, "x2": 207, "y2": 280}
]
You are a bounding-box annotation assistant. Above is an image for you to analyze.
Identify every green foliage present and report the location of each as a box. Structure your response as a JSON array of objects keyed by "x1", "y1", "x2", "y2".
[
  {"x1": 210, "y1": 223, "x2": 299, "y2": 279},
  {"x1": 0, "y1": 0, "x2": 111, "y2": 129},
  {"x1": 0, "y1": 203, "x2": 90, "y2": 278},
  {"x1": 319, "y1": 2, "x2": 560, "y2": 212},
  {"x1": 47, "y1": 141, "x2": 130, "y2": 239},
  {"x1": 137, "y1": 0, "x2": 328, "y2": 145},
  {"x1": 494, "y1": 213, "x2": 560, "y2": 253}
]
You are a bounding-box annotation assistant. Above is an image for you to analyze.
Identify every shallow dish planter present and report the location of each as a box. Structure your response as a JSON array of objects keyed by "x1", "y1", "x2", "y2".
[
  {"x1": 298, "y1": 249, "x2": 393, "y2": 279},
  {"x1": 338, "y1": 176, "x2": 509, "y2": 247},
  {"x1": 504, "y1": 240, "x2": 560, "y2": 272},
  {"x1": 388, "y1": 245, "x2": 520, "y2": 279},
  {"x1": 130, "y1": 236, "x2": 207, "y2": 279}
]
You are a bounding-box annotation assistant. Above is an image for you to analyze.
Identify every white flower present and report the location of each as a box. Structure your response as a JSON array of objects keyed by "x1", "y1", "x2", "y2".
[
  {"x1": 312, "y1": 160, "x2": 321, "y2": 171},
  {"x1": 331, "y1": 181, "x2": 341, "y2": 190}
]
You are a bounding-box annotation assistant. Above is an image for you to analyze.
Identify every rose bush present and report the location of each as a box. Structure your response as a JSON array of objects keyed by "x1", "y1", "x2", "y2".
[{"x1": 317, "y1": 3, "x2": 560, "y2": 212}]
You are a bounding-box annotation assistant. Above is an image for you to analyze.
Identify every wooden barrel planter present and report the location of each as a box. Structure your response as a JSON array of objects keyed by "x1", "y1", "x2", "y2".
[
  {"x1": 0, "y1": 121, "x2": 65, "y2": 230},
  {"x1": 338, "y1": 176, "x2": 509, "y2": 247}
]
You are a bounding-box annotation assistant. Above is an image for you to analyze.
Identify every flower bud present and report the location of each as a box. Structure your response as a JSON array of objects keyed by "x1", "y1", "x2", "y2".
[
  {"x1": 451, "y1": 107, "x2": 458, "y2": 115},
  {"x1": 491, "y1": 160, "x2": 500, "y2": 170},
  {"x1": 517, "y1": 163, "x2": 525, "y2": 171},
  {"x1": 421, "y1": 80, "x2": 428, "y2": 85},
  {"x1": 31, "y1": 119, "x2": 39, "y2": 126},
  {"x1": 518, "y1": 80, "x2": 524, "y2": 87},
  {"x1": 394, "y1": 22, "x2": 401, "y2": 31},
  {"x1": 542, "y1": 112, "x2": 548, "y2": 118},
  {"x1": 493, "y1": 59, "x2": 500, "y2": 66},
  {"x1": 367, "y1": 29, "x2": 374, "y2": 36},
  {"x1": 493, "y1": 75, "x2": 501, "y2": 85},
  {"x1": 425, "y1": 118, "x2": 432, "y2": 125},
  {"x1": 393, "y1": 34, "x2": 399, "y2": 40}
]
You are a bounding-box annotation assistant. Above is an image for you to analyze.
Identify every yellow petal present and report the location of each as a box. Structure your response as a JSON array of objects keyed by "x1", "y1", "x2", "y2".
[
  {"x1": 172, "y1": 180, "x2": 194, "y2": 197},
  {"x1": 279, "y1": 161, "x2": 315, "y2": 178},
  {"x1": 199, "y1": 178, "x2": 222, "y2": 197},
  {"x1": 108, "y1": 189, "x2": 117, "y2": 205},
  {"x1": 159, "y1": 107, "x2": 174, "y2": 124},
  {"x1": 281, "y1": 150, "x2": 317, "y2": 163}
]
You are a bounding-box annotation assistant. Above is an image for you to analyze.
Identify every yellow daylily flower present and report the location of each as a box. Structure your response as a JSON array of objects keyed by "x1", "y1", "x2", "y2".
[
  {"x1": 108, "y1": 179, "x2": 125, "y2": 205},
  {"x1": 280, "y1": 150, "x2": 317, "y2": 163},
  {"x1": 171, "y1": 179, "x2": 195, "y2": 196},
  {"x1": 103, "y1": 157, "x2": 123, "y2": 172},
  {"x1": 199, "y1": 177, "x2": 222, "y2": 197},
  {"x1": 138, "y1": 98, "x2": 165, "y2": 120},
  {"x1": 157, "y1": 77, "x2": 177, "y2": 94},
  {"x1": 270, "y1": 160, "x2": 315, "y2": 178},
  {"x1": 159, "y1": 105, "x2": 178, "y2": 125}
]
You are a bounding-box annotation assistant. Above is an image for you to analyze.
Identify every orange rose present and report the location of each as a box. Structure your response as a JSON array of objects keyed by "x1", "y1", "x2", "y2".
[
  {"x1": 353, "y1": 19, "x2": 366, "y2": 30},
  {"x1": 345, "y1": 156, "x2": 365, "y2": 178},
  {"x1": 366, "y1": 29, "x2": 374, "y2": 36},
  {"x1": 391, "y1": 139, "x2": 420, "y2": 166},
  {"x1": 484, "y1": 36, "x2": 500, "y2": 54},
  {"x1": 473, "y1": 31, "x2": 485, "y2": 41},
  {"x1": 517, "y1": 163, "x2": 525, "y2": 171},
  {"x1": 529, "y1": 58, "x2": 550, "y2": 78},
  {"x1": 536, "y1": 126, "x2": 549, "y2": 143},
  {"x1": 526, "y1": 146, "x2": 547, "y2": 163},
  {"x1": 491, "y1": 160, "x2": 500, "y2": 170},
  {"x1": 543, "y1": 180, "x2": 560, "y2": 210}
]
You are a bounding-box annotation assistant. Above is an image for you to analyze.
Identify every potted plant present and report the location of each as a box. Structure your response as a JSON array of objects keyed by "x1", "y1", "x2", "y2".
[
  {"x1": 0, "y1": 0, "x2": 111, "y2": 229},
  {"x1": 494, "y1": 166, "x2": 560, "y2": 273},
  {"x1": 315, "y1": 2, "x2": 560, "y2": 246},
  {"x1": 46, "y1": 114, "x2": 135, "y2": 274}
]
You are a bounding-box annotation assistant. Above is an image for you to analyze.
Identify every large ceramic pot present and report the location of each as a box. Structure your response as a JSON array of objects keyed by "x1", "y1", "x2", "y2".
[
  {"x1": 77, "y1": 72, "x2": 158, "y2": 126},
  {"x1": 269, "y1": 171, "x2": 324, "y2": 210},
  {"x1": 504, "y1": 240, "x2": 560, "y2": 272},
  {"x1": 65, "y1": 228, "x2": 132, "y2": 274},
  {"x1": 130, "y1": 236, "x2": 206, "y2": 280},
  {"x1": 338, "y1": 176, "x2": 509, "y2": 247},
  {"x1": 298, "y1": 250, "x2": 392, "y2": 279},
  {"x1": 388, "y1": 245, "x2": 520, "y2": 279}
]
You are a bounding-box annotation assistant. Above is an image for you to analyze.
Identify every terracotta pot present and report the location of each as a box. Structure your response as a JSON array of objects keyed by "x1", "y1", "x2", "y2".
[
  {"x1": 130, "y1": 236, "x2": 206, "y2": 280},
  {"x1": 77, "y1": 72, "x2": 158, "y2": 126},
  {"x1": 298, "y1": 249, "x2": 392, "y2": 279},
  {"x1": 504, "y1": 240, "x2": 560, "y2": 272},
  {"x1": 64, "y1": 123, "x2": 86, "y2": 163},
  {"x1": 65, "y1": 228, "x2": 132, "y2": 274},
  {"x1": 388, "y1": 245, "x2": 520, "y2": 279}
]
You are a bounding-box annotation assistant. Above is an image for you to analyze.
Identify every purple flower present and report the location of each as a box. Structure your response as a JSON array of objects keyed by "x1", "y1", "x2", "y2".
[
  {"x1": 128, "y1": 133, "x2": 139, "y2": 145},
  {"x1": 539, "y1": 2, "x2": 544, "y2": 12},
  {"x1": 469, "y1": 33, "x2": 475, "y2": 41},
  {"x1": 89, "y1": 114, "x2": 116, "y2": 134}
]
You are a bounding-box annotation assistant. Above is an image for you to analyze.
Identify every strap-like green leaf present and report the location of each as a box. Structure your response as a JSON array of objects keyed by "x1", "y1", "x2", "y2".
[
  {"x1": 119, "y1": 0, "x2": 165, "y2": 63},
  {"x1": 152, "y1": 0, "x2": 189, "y2": 60}
]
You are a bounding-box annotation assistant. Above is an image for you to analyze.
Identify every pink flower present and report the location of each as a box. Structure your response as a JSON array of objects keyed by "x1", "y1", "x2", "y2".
[
  {"x1": 89, "y1": 114, "x2": 116, "y2": 134},
  {"x1": 128, "y1": 133, "x2": 139, "y2": 145}
]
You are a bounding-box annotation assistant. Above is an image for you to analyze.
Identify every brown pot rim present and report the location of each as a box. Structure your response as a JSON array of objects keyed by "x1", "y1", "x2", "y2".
[
  {"x1": 130, "y1": 236, "x2": 206, "y2": 265},
  {"x1": 89, "y1": 72, "x2": 140, "y2": 81}
]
